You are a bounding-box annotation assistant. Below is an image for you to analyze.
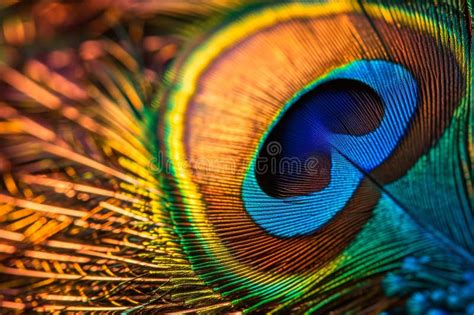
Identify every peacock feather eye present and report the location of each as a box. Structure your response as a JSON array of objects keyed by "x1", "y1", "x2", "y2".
[
  {"x1": 162, "y1": 1, "x2": 471, "y2": 312},
  {"x1": 0, "y1": 1, "x2": 472, "y2": 313}
]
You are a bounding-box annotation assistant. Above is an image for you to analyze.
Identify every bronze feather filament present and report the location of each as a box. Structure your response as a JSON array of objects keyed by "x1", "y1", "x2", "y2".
[{"x1": 0, "y1": 0, "x2": 472, "y2": 314}]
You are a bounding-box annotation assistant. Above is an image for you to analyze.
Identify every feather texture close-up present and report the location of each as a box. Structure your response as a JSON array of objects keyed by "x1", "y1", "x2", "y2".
[{"x1": 0, "y1": 0, "x2": 473, "y2": 314}]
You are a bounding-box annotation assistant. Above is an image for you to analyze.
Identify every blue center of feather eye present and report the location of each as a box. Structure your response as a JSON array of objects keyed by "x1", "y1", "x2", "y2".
[{"x1": 242, "y1": 60, "x2": 418, "y2": 237}]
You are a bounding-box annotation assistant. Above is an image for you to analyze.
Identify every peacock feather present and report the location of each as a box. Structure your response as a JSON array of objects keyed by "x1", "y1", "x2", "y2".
[{"x1": 0, "y1": 0, "x2": 472, "y2": 313}]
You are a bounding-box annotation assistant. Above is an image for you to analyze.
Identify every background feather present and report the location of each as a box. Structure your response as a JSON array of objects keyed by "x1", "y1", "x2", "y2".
[{"x1": 0, "y1": 2, "x2": 231, "y2": 312}]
